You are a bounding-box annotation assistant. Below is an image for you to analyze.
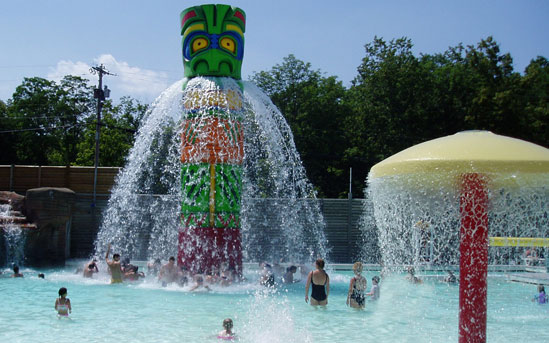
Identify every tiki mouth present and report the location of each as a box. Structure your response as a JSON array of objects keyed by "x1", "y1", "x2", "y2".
[{"x1": 192, "y1": 59, "x2": 234, "y2": 77}]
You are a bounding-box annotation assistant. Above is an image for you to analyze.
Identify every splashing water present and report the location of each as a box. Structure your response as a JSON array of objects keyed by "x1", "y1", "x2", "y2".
[
  {"x1": 94, "y1": 78, "x2": 327, "y2": 264},
  {"x1": 239, "y1": 288, "x2": 313, "y2": 343},
  {"x1": 361, "y1": 171, "x2": 548, "y2": 271},
  {"x1": 1, "y1": 204, "x2": 27, "y2": 266}
]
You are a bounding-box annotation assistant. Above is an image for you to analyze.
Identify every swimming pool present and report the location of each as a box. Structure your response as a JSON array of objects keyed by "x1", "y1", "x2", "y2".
[{"x1": 1, "y1": 262, "x2": 547, "y2": 343}]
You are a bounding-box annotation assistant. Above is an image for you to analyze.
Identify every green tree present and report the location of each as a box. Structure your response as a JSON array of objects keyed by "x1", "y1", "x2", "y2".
[
  {"x1": 0, "y1": 99, "x2": 18, "y2": 163},
  {"x1": 7, "y1": 77, "x2": 63, "y2": 165},
  {"x1": 1, "y1": 76, "x2": 147, "y2": 167},
  {"x1": 76, "y1": 96, "x2": 148, "y2": 166},
  {"x1": 251, "y1": 55, "x2": 350, "y2": 197},
  {"x1": 521, "y1": 56, "x2": 549, "y2": 146},
  {"x1": 345, "y1": 37, "x2": 439, "y2": 195}
]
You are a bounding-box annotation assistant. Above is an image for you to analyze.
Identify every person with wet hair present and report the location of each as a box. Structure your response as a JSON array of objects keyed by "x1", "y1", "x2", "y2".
[
  {"x1": 54, "y1": 287, "x2": 72, "y2": 317},
  {"x1": 189, "y1": 274, "x2": 211, "y2": 292},
  {"x1": 105, "y1": 244, "x2": 123, "y2": 284},
  {"x1": 83, "y1": 259, "x2": 99, "y2": 278},
  {"x1": 147, "y1": 258, "x2": 162, "y2": 276},
  {"x1": 305, "y1": 258, "x2": 330, "y2": 306},
  {"x1": 124, "y1": 265, "x2": 145, "y2": 281},
  {"x1": 11, "y1": 265, "x2": 23, "y2": 278},
  {"x1": 406, "y1": 266, "x2": 423, "y2": 284},
  {"x1": 217, "y1": 318, "x2": 235, "y2": 340},
  {"x1": 283, "y1": 265, "x2": 298, "y2": 284},
  {"x1": 159, "y1": 256, "x2": 179, "y2": 286},
  {"x1": 259, "y1": 262, "x2": 275, "y2": 287}
]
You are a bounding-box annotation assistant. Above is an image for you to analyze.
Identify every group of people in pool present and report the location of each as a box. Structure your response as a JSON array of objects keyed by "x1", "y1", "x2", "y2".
[
  {"x1": 303, "y1": 259, "x2": 380, "y2": 309},
  {"x1": 101, "y1": 245, "x2": 238, "y2": 290}
]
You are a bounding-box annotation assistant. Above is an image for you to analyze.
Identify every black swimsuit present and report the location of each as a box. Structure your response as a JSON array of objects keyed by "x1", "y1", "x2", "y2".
[
  {"x1": 350, "y1": 281, "x2": 365, "y2": 306},
  {"x1": 310, "y1": 273, "x2": 328, "y2": 301}
]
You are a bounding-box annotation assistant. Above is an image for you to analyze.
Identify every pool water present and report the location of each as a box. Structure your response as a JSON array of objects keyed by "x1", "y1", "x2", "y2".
[{"x1": 0, "y1": 263, "x2": 547, "y2": 343}]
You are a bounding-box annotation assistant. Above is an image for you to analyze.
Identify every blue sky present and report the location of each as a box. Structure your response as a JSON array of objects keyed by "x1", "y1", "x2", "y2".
[{"x1": 1, "y1": 0, "x2": 548, "y2": 103}]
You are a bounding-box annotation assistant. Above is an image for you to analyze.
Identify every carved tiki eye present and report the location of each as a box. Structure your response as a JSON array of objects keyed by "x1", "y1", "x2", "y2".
[
  {"x1": 220, "y1": 37, "x2": 236, "y2": 54},
  {"x1": 192, "y1": 37, "x2": 209, "y2": 53}
]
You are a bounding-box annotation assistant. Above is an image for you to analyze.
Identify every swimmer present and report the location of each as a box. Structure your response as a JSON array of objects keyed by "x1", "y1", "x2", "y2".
[
  {"x1": 406, "y1": 267, "x2": 423, "y2": 284},
  {"x1": 217, "y1": 318, "x2": 235, "y2": 340},
  {"x1": 305, "y1": 258, "x2": 330, "y2": 306},
  {"x1": 444, "y1": 270, "x2": 457, "y2": 283},
  {"x1": 147, "y1": 258, "x2": 162, "y2": 276},
  {"x1": 533, "y1": 285, "x2": 548, "y2": 304},
  {"x1": 11, "y1": 265, "x2": 23, "y2": 278},
  {"x1": 38, "y1": 273, "x2": 45, "y2": 279},
  {"x1": 54, "y1": 287, "x2": 72, "y2": 317},
  {"x1": 219, "y1": 263, "x2": 234, "y2": 287},
  {"x1": 366, "y1": 276, "x2": 380, "y2": 300},
  {"x1": 283, "y1": 265, "x2": 298, "y2": 284},
  {"x1": 83, "y1": 259, "x2": 99, "y2": 278},
  {"x1": 259, "y1": 263, "x2": 275, "y2": 287},
  {"x1": 124, "y1": 265, "x2": 145, "y2": 281},
  {"x1": 347, "y1": 262, "x2": 367, "y2": 309},
  {"x1": 189, "y1": 274, "x2": 211, "y2": 292},
  {"x1": 105, "y1": 244, "x2": 123, "y2": 284},
  {"x1": 158, "y1": 256, "x2": 179, "y2": 286}
]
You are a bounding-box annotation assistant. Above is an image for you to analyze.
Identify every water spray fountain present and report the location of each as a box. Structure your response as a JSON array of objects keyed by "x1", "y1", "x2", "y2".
[
  {"x1": 368, "y1": 131, "x2": 549, "y2": 343},
  {"x1": 94, "y1": 4, "x2": 327, "y2": 271}
]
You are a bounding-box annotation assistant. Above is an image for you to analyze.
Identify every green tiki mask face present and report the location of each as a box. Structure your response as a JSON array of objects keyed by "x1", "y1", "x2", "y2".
[{"x1": 181, "y1": 4, "x2": 246, "y2": 79}]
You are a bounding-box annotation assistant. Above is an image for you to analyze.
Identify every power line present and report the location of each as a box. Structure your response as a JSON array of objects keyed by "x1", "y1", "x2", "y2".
[
  {"x1": 0, "y1": 114, "x2": 86, "y2": 121},
  {"x1": 0, "y1": 124, "x2": 77, "y2": 134}
]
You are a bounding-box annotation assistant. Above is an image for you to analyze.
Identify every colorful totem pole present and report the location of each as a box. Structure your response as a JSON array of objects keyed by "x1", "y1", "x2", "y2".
[{"x1": 178, "y1": 4, "x2": 246, "y2": 274}]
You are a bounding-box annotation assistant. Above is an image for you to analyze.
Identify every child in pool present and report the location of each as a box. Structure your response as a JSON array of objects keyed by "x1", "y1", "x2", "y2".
[
  {"x1": 366, "y1": 275, "x2": 380, "y2": 300},
  {"x1": 218, "y1": 318, "x2": 235, "y2": 340},
  {"x1": 533, "y1": 285, "x2": 548, "y2": 304},
  {"x1": 55, "y1": 287, "x2": 72, "y2": 317}
]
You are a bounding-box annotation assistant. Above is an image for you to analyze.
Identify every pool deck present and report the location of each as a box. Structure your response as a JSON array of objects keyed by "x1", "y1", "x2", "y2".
[{"x1": 507, "y1": 272, "x2": 549, "y2": 285}]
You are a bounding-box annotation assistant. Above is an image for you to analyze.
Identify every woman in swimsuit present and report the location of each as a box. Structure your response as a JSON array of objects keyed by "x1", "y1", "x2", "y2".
[
  {"x1": 305, "y1": 258, "x2": 330, "y2": 306},
  {"x1": 347, "y1": 262, "x2": 367, "y2": 309},
  {"x1": 54, "y1": 287, "x2": 72, "y2": 317}
]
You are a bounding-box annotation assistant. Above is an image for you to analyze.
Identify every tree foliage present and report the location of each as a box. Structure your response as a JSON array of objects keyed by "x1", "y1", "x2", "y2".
[
  {"x1": 0, "y1": 76, "x2": 147, "y2": 167},
  {"x1": 251, "y1": 55, "x2": 350, "y2": 197},
  {"x1": 1, "y1": 37, "x2": 547, "y2": 199},
  {"x1": 252, "y1": 38, "x2": 548, "y2": 198}
]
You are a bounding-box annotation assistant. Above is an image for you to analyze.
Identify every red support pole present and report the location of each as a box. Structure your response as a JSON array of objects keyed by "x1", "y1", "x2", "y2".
[
  {"x1": 178, "y1": 226, "x2": 242, "y2": 275},
  {"x1": 459, "y1": 173, "x2": 489, "y2": 343}
]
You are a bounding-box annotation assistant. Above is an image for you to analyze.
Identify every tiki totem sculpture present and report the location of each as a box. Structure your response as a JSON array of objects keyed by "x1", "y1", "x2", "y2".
[{"x1": 179, "y1": 4, "x2": 246, "y2": 274}]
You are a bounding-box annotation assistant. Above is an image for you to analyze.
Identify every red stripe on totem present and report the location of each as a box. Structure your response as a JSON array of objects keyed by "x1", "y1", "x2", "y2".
[
  {"x1": 181, "y1": 10, "x2": 197, "y2": 27},
  {"x1": 233, "y1": 11, "x2": 245, "y2": 26}
]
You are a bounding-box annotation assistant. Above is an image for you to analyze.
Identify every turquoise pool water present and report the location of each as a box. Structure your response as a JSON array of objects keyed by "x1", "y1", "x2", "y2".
[{"x1": 1, "y1": 263, "x2": 547, "y2": 342}]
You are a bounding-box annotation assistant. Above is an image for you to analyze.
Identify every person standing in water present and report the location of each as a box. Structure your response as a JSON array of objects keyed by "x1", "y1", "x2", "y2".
[
  {"x1": 347, "y1": 262, "x2": 367, "y2": 309},
  {"x1": 105, "y1": 244, "x2": 123, "y2": 284},
  {"x1": 366, "y1": 275, "x2": 380, "y2": 300},
  {"x1": 54, "y1": 287, "x2": 72, "y2": 317},
  {"x1": 217, "y1": 318, "x2": 235, "y2": 340},
  {"x1": 11, "y1": 265, "x2": 23, "y2": 278},
  {"x1": 305, "y1": 258, "x2": 330, "y2": 306},
  {"x1": 83, "y1": 259, "x2": 99, "y2": 278},
  {"x1": 533, "y1": 285, "x2": 548, "y2": 304},
  {"x1": 158, "y1": 256, "x2": 179, "y2": 286}
]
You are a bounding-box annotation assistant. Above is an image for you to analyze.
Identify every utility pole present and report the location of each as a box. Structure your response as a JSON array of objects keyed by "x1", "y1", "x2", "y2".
[{"x1": 90, "y1": 64, "x2": 113, "y2": 207}]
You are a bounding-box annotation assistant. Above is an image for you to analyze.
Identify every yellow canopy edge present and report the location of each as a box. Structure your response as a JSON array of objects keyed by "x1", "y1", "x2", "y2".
[{"x1": 370, "y1": 131, "x2": 549, "y2": 179}]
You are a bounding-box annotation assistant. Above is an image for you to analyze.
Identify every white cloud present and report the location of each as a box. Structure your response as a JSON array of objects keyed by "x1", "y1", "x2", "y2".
[{"x1": 48, "y1": 54, "x2": 173, "y2": 102}]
